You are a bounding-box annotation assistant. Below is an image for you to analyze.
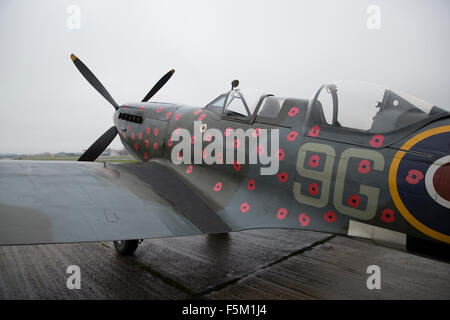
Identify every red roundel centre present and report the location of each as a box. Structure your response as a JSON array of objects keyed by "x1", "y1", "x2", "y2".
[{"x1": 433, "y1": 162, "x2": 450, "y2": 201}]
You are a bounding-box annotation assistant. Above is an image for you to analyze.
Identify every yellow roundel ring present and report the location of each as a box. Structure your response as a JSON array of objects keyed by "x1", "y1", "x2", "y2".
[{"x1": 389, "y1": 125, "x2": 450, "y2": 244}]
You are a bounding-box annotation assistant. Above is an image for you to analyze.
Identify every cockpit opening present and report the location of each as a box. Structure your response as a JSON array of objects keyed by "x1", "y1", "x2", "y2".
[{"x1": 308, "y1": 81, "x2": 448, "y2": 133}]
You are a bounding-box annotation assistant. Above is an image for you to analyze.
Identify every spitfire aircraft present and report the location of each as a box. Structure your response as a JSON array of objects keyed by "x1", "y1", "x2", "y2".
[{"x1": 0, "y1": 54, "x2": 448, "y2": 260}]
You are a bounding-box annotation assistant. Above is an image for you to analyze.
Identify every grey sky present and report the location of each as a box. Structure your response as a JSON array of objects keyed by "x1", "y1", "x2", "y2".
[{"x1": 0, "y1": 0, "x2": 449, "y2": 153}]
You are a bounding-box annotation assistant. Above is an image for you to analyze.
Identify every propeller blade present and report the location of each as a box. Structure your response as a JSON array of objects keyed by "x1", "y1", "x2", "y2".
[
  {"x1": 142, "y1": 69, "x2": 175, "y2": 102},
  {"x1": 70, "y1": 54, "x2": 119, "y2": 110},
  {"x1": 78, "y1": 126, "x2": 118, "y2": 162}
]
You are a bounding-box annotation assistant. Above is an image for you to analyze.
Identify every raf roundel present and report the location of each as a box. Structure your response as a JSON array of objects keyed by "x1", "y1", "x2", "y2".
[{"x1": 389, "y1": 126, "x2": 450, "y2": 244}]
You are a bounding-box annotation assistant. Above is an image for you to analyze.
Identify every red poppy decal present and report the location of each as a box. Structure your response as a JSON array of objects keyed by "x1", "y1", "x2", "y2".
[
  {"x1": 124, "y1": 105, "x2": 128, "y2": 110},
  {"x1": 324, "y1": 211, "x2": 337, "y2": 223},
  {"x1": 240, "y1": 202, "x2": 250, "y2": 213},
  {"x1": 308, "y1": 126, "x2": 320, "y2": 137},
  {"x1": 198, "y1": 114, "x2": 206, "y2": 121},
  {"x1": 308, "y1": 183, "x2": 319, "y2": 196},
  {"x1": 288, "y1": 107, "x2": 299, "y2": 117},
  {"x1": 144, "y1": 139, "x2": 149, "y2": 147},
  {"x1": 127, "y1": 125, "x2": 130, "y2": 131},
  {"x1": 175, "y1": 113, "x2": 181, "y2": 121},
  {"x1": 277, "y1": 208, "x2": 288, "y2": 220},
  {"x1": 168, "y1": 138, "x2": 173, "y2": 147},
  {"x1": 131, "y1": 133, "x2": 135, "y2": 140},
  {"x1": 233, "y1": 139, "x2": 240, "y2": 148},
  {"x1": 139, "y1": 106, "x2": 144, "y2": 111},
  {"x1": 191, "y1": 136, "x2": 196, "y2": 144},
  {"x1": 369, "y1": 134, "x2": 384, "y2": 148},
  {"x1": 204, "y1": 133, "x2": 212, "y2": 142},
  {"x1": 202, "y1": 149, "x2": 208, "y2": 160},
  {"x1": 347, "y1": 195, "x2": 361, "y2": 208},
  {"x1": 225, "y1": 127, "x2": 233, "y2": 137},
  {"x1": 186, "y1": 165, "x2": 193, "y2": 174},
  {"x1": 146, "y1": 127, "x2": 151, "y2": 134},
  {"x1": 154, "y1": 128, "x2": 159, "y2": 136},
  {"x1": 308, "y1": 155, "x2": 320, "y2": 168},
  {"x1": 213, "y1": 182, "x2": 222, "y2": 192},
  {"x1": 405, "y1": 169, "x2": 424, "y2": 184},
  {"x1": 278, "y1": 172, "x2": 288, "y2": 183},
  {"x1": 381, "y1": 208, "x2": 395, "y2": 223},
  {"x1": 122, "y1": 132, "x2": 126, "y2": 139},
  {"x1": 233, "y1": 160, "x2": 241, "y2": 171},
  {"x1": 194, "y1": 109, "x2": 202, "y2": 115},
  {"x1": 143, "y1": 152, "x2": 148, "y2": 160},
  {"x1": 177, "y1": 152, "x2": 182, "y2": 161},
  {"x1": 174, "y1": 127, "x2": 181, "y2": 135},
  {"x1": 252, "y1": 128, "x2": 261, "y2": 138},
  {"x1": 156, "y1": 107, "x2": 163, "y2": 113},
  {"x1": 248, "y1": 179, "x2": 256, "y2": 191},
  {"x1": 138, "y1": 132, "x2": 143, "y2": 140},
  {"x1": 358, "y1": 160, "x2": 371, "y2": 174},
  {"x1": 277, "y1": 148, "x2": 285, "y2": 161},
  {"x1": 153, "y1": 142, "x2": 158, "y2": 150},
  {"x1": 166, "y1": 112, "x2": 172, "y2": 120},
  {"x1": 257, "y1": 145, "x2": 264, "y2": 155},
  {"x1": 286, "y1": 131, "x2": 298, "y2": 142},
  {"x1": 298, "y1": 213, "x2": 310, "y2": 227},
  {"x1": 134, "y1": 143, "x2": 138, "y2": 151}
]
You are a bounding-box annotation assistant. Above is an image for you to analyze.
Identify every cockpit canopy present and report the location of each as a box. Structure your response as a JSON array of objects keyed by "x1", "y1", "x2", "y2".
[{"x1": 309, "y1": 80, "x2": 448, "y2": 133}]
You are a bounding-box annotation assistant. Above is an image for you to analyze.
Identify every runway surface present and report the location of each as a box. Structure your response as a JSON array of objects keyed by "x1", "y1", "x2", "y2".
[{"x1": 0, "y1": 229, "x2": 449, "y2": 299}]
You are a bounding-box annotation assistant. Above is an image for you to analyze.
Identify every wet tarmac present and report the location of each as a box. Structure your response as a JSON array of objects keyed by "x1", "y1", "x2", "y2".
[{"x1": 0, "y1": 229, "x2": 449, "y2": 299}]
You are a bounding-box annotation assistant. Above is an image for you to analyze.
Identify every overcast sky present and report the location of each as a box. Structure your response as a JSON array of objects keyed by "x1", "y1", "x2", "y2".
[{"x1": 0, "y1": 0, "x2": 449, "y2": 153}]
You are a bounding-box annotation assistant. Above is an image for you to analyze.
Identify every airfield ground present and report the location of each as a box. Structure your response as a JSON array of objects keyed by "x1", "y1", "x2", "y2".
[
  {"x1": 0, "y1": 157, "x2": 448, "y2": 299},
  {"x1": 0, "y1": 230, "x2": 449, "y2": 299}
]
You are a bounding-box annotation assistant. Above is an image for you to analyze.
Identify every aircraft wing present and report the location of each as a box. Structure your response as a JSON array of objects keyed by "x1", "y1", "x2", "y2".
[{"x1": 0, "y1": 160, "x2": 231, "y2": 245}]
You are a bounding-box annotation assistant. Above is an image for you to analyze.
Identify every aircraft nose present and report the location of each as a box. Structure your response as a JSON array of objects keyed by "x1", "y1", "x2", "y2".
[{"x1": 114, "y1": 103, "x2": 169, "y2": 161}]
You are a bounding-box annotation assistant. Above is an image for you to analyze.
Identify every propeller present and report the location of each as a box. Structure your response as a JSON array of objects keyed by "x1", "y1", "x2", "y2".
[
  {"x1": 70, "y1": 54, "x2": 119, "y2": 110},
  {"x1": 78, "y1": 126, "x2": 118, "y2": 162},
  {"x1": 142, "y1": 69, "x2": 175, "y2": 102},
  {"x1": 70, "y1": 53, "x2": 174, "y2": 161}
]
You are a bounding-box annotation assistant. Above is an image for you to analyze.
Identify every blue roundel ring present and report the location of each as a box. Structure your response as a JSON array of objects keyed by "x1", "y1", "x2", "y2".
[{"x1": 389, "y1": 126, "x2": 450, "y2": 244}]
